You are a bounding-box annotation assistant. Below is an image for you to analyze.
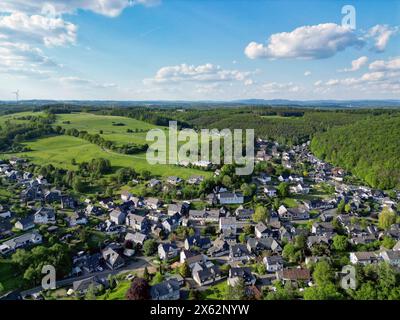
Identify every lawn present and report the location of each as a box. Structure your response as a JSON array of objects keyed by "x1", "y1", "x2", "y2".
[
  {"x1": 97, "y1": 280, "x2": 131, "y2": 300},
  {"x1": 201, "y1": 281, "x2": 228, "y2": 300},
  {"x1": 282, "y1": 198, "x2": 298, "y2": 208},
  {"x1": 0, "y1": 258, "x2": 22, "y2": 293},
  {"x1": 7, "y1": 135, "x2": 208, "y2": 179}
]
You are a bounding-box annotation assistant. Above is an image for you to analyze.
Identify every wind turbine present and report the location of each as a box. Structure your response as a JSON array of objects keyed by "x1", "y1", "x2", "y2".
[{"x1": 12, "y1": 90, "x2": 20, "y2": 104}]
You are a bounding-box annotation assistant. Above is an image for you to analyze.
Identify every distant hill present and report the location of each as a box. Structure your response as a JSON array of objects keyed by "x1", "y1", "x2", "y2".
[{"x1": 1, "y1": 99, "x2": 400, "y2": 108}]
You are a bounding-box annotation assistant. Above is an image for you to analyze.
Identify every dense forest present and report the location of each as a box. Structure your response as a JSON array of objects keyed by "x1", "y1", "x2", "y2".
[{"x1": 311, "y1": 115, "x2": 400, "y2": 190}]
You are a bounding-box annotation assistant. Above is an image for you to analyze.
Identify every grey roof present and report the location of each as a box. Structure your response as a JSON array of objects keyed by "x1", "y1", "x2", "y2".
[{"x1": 150, "y1": 279, "x2": 180, "y2": 299}]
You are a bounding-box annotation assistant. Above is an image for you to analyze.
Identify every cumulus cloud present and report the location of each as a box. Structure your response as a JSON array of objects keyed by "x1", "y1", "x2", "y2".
[
  {"x1": 304, "y1": 71, "x2": 311, "y2": 76},
  {"x1": 144, "y1": 63, "x2": 253, "y2": 84},
  {"x1": 340, "y1": 56, "x2": 368, "y2": 72},
  {"x1": 369, "y1": 56, "x2": 400, "y2": 72},
  {"x1": 0, "y1": 0, "x2": 159, "y2": 18},
  {"x1": 367, "y1": 25, "x2": 399, "y2": 52},
  {"x1": 318, "y1": 66, "x2": 400, "y2": 95},
  {"x1": 0, "y1": 12, "x2": 77, "y2": 47},
  {"x1": 0, "y1": 41, "x2": 59, "y2": 77},
  {"x1": 245, "y1": 23, "x2": 364, "y2": 60}
]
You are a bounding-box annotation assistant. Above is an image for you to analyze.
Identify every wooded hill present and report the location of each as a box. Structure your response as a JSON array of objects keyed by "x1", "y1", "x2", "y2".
[{"x1": 311, "y1": 115, "x2": 400, "y2": 189}]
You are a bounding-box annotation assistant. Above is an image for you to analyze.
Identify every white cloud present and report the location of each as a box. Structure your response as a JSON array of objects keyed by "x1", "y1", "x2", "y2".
[
  {"x1": 144, "y1": 63, "x2": 253, "y2": 84},
  {"x1": 304, "y1": 71, "x2": 311, "y2": 76},
  {"x1": 367, "y1": 25, "x2": 399, "y2": 52},
  {"x1": 319, "y1": 68, "x2": 400, "y2": 94},
  {"x1": 262, "y1": 82, "x2": 301, "y2": 93},
  {"x1": 369, "y1": 56, "x2": 400, "y2": 72},
  {"x1": 340, "y1": 56, "x2": 368, "y2": 72},
  {"x1": 0, "y1": 0, "x2": 159, "y2": 18},
  {"x1": 0, "y1": 12, "x2": 77, "y2": 47},
  {"x1": 0, "y1": 41, "x2": 59, "y2": 77},
  {"x1": 59, "y1": 76, "x2": 117, "y2": 89},
  {"x1": 245, "y1": 23, "x2": 364, "y2": 60}
]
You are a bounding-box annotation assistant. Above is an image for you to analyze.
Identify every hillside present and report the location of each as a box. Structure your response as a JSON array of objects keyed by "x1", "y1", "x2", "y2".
[{"x1": 311, "y1": 115, "x2": 400, "y2": 189}]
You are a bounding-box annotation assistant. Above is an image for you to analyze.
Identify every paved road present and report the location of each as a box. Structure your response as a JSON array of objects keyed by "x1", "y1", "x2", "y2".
[{"x1": 20, "y1": 256, "x2": 153, "y2": 297}]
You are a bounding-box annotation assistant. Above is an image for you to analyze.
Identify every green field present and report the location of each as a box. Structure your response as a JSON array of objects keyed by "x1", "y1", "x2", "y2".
[
  {"x1": 1, "y1": 111, "x2": 211, "y2": 178},
  {"x1": 0, "y1": 111, "x2": 45, "y2": 127},
  {"x1": 55, "y1": 112, "x2": 163, "y2": 146},
  {"x1": 11, "y1": 135, "x2": 208, "y2": 179}
]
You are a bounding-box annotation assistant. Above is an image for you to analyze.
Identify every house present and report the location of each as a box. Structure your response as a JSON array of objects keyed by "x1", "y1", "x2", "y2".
[
  {"x1": 20, "y1": 186, "x2": 40, "y2": 202},
  {"x1": 228, "y1": 267, "x2": 256, "y2": 286},
  {"x1": 61, "y1": 195, "x2": 76, "y2": 209},
  {"x1": 289, "y1": 183, "x2": 310, "y2": 195},
  {"x1": 307, "y1": 235, "x2": 333, "y2": 249},
  {"x1": 276, "y1": 268, "x2": 311, "y2": 285},
  {"x1": 98, "y1": 197, "x2": 114, "y2": 210},
  {"x1": 125, "y1": 232, "x2": 147, "y2": 247},
  {"x1": 34, "y1": 207, "x2": 56, "y2": 224},
  {"x1": 229, "y1": 244, "x2": 251, "y2": 261},
  {"x1": 86, "y1": 205, "x2": 102, "y2": 216},
  {"x1": 311, "y1": 222, "x2": 335, "y2": 235},
  {"x1": 162, "y1": 213, "x2": 181, "y2": 233},
  {"x1": 0, "y1": 208, "x2": 11, "y2": 219},
  {"x1": 44, "y1": 189, "x2": 61, "y2": 203},
  {"x1": 264, "y1": 186, "x2": 277, "y2": 197},
  {"x1": 102, "y1": 247, "x2": 125, "y2": 270},
  {"x1": 189, "y1": 209, "x2": 220, "y2": 223},
  {"x1": 184, "y1": 236, "x2": 211, "y2": 251},
  {"x1": 350, "y1": 234, "x2": 376, "y2": 245},
  {"x1": 263, "y1": 255, "x2": 284, "y2": 272},
  {"x1": 158, "y1": 243, "x2": 179, "y2": 260},
  {"x1": 219, "y1": 217, "x2": 237, "y2": 234},
  {"x1": 192, "y1": 262, "x2": 222, "y2": 286},
  {"x1": 148, "y1": 179, "x2": 161, "y2": 188},
  {"x1": 278, "y1": 205, "x2": 309, "y2": 221},
  {"x1": 187, "y1": 176, "x2": 204, "y2": 185},
  {"x1": 255, "y1": 223, "x2": 272, "y2": 239},
  {"x1": 218, "y1": 192, "x2": 244, "y2": 205},
  {"x1": 150, "y1": 279, "x2": 180, "y2": 300},
  {"x1": 207, "y1": 238, "x2": 230, "y2": 257},
  {"x1": 14, "y1": 216, "x2": 35, "y2": 231},
  {"x1": 72, "y1": 276, "x2": 107, "y2": 296},
  {"x1": 68, "y1": 212, "x2": 88, "y2": 227},
  {"x1": 247, "y1": 237, "x2": 282, "y2": 255},
  {"x1": 393, "y1": 240, "x2": 400, "y2": 251},
  {"x1": 235, "y1": 206, "x2": 254, "y2": 221},
  {"x1": 256, "y1": 173, "x2": 271, "y2": 184},
  {"x1": 180, "y1": 250, "x2": 207, "y2": 268},
  {"x1": 109, "y1": 209, "x2": 126, "y2": 225},
  {"x1": 146, "y1": 197, "x2": 162, "y2": 210},
  {"x1": 380, "y1": 250, "x2": 400, "y2": 266},
  {"x1": 121, "y1": 191, "x2": 133, "y2": 202},
  {"x1": 0, "y1": 232, "x2": 42, "y2": 255},
  {"x1": 81, "y1": 253, "x2": 102, "y2": 273},
  {"x1": 167, "y1": 203, "x2": 184, "y2": 216},
  {"x1": 278, "y1": 173, "x2": 290, "y2": 182},
  {"x1": 166, "y1": 176, "x2": 182, "y2": 185},
  {"x1": 126, "y1": 213, "x2": 148, "y2": 232},
  {"x1": 350, "y1": 252, "x2": 381, "y2": 265}
]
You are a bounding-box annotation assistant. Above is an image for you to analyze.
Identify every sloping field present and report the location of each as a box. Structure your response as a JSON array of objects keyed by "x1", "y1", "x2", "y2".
[
  {"x1": 55, "y1": 112, "x2": 162, "y2": 146},
  {"x1": 12, "y1": 135, "x2": 209, "y2": 179}
]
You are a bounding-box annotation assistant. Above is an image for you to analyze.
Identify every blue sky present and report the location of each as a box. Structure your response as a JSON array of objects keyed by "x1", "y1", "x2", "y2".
[{"x1": 0, "y1": 0, "x2": 399, "y2": 100}]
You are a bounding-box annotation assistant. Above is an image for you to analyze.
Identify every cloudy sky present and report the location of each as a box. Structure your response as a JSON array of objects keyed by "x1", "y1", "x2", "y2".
[{"x1": 0, "y1": 0, "x2": 399, "y2": 100}]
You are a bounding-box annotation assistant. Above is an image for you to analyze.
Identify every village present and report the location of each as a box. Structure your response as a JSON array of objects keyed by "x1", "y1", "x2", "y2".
[{"x1": 1, "y1": 139, "x2": 399, "y2": 300}]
